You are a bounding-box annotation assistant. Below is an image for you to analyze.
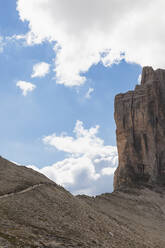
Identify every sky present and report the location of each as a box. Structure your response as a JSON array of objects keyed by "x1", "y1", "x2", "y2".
[{"x1": 0, "y1": 0, "x2": 164, "y2": 195}]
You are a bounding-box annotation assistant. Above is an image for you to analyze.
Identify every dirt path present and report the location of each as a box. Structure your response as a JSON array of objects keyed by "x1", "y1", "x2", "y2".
[{"x1": 0, "y1": 183, "x2": 45, "y2": 199}]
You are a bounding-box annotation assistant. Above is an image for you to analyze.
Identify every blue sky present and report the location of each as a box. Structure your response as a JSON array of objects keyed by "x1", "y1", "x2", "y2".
[{"x1": 1, "y1": 0, "x2": 162, "y2": 195}]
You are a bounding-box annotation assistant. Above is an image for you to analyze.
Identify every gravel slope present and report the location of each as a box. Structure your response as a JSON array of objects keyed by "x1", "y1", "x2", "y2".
[{"x1": 0, "y1": 157, "x2": 165, "y2": 247}]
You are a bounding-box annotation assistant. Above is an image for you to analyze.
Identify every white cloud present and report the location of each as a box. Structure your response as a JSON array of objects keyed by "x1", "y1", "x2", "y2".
[
  {"x1": 0, "y1": 36, "x2": 4, "y2": 53},
  {"x1": 101, "y1": 167, "x2": 116, "y2": 176},
  {"x1": 16, "y1": 80, "x2": 36, "y2": 96},
  {"x1": 17, "y1": 0, "x2": 165, "y2": 86},
  {"x1": 30, "y1": 121, "x2": 118, "y2": 196},
  {"x1": 43, "y1": 121, "x2": 102, "y2": 155},
  {"x1": 13, "y1": 32, "x2": 44, "y2": 46},
  {"x1": 138, "y1": 74, "x2": 142, "y2": 84},
  {"x1": 85, "y1": 88, "x2": 94, "y2": 99},
  {"x1": 31, "y1": 62, "x2": 50, "y2": 78}
]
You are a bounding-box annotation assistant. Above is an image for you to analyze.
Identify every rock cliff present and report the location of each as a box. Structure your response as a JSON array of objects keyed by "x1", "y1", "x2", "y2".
[{"x1": 114, "y1": 66, "x2": 165, "y2": 190}]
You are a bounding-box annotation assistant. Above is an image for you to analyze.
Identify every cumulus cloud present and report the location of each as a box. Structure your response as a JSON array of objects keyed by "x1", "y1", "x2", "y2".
[
  {"x1": 31, "y1": 62, "x2": 50, "y2": 78},
  {"x1": 17, "y1": 0, "x2": 165, "y2": 86},
  {"x1": 85, "y1": 88, "x2": 94, "y2": 99},
  {"x1": 28, "y1": 121, "x2": 118, "y2": 196},
  {"x1": 16, "y1": 80, "x2": 36, "y2": 96}
]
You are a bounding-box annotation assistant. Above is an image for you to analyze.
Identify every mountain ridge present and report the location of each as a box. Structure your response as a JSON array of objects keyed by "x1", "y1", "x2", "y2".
[{"x1": 0, "y1": 154, "x2": 165, "y2": 247}]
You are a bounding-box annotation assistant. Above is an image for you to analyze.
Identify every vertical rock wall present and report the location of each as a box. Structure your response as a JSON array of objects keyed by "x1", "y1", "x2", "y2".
[{"x1": 114, "y1": 67, "x2": 165, "y2": 190}]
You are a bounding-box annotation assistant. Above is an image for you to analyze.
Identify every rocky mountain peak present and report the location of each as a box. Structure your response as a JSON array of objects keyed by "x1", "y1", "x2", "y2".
[
  {"x1": 141, "y1": 66, "x2": 165, "y2": 85},
  {"x1": 114, "y1": 66, "x2": 165, "y2": 191}
]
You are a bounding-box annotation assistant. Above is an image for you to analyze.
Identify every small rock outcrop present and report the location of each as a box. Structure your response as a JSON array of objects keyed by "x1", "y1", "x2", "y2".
[{"x1": 114, "y1": 66, "x2": 165, "y2": 190}]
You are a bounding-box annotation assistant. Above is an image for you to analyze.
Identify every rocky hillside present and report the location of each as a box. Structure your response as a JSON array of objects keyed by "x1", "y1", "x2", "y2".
[
  {"x1": 1, "y1": 67, "x2": 165, "y2": 247},
  {"x1": 0, "y1": 156, "x2": 165, "y2": 247}
]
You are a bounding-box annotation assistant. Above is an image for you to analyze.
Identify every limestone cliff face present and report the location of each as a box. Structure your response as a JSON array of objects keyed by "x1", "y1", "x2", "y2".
[{"x1": 114, "y1": 67, "x2": 165, "y2": 190}]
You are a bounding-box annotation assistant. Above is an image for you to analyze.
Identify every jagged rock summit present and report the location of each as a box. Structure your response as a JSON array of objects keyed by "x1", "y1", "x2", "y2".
[{"x1": 114, "y1": 66, "x2": 165, "y2": 190}]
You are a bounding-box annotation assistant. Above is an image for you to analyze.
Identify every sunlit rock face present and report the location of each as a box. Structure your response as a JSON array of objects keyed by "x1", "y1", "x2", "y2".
[{"x1": 114, "y1": 66, "x2": 165, "y2": 190}]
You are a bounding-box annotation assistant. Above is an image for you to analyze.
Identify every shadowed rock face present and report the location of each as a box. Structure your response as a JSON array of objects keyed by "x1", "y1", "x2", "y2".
[{"x1": 114, "y1": 66, "x2": 165, "y2": 190}]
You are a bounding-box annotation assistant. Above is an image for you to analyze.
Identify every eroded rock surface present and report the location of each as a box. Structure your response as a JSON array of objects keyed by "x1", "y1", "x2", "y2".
[{"x1": 114, "y1": 66, "x2": 165, "y2": 190}]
